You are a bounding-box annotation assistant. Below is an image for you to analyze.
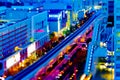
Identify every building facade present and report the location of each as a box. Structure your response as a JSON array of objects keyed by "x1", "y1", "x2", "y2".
[
  {"x1": 0, "y1": 8, "x2": 49, "y2": 59},
  {"x1": 114, "y1": 0, "x2": 120, "y2": 80},
  {"x1": 0, "y1": 18, "x2": 31, "y2": 58}
]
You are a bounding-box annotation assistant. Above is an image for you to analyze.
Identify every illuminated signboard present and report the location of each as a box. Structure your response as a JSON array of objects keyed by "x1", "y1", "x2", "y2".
[
  {"x1": 6, "y1": 52, "x2": 20, "y2": 69},
  {"x1": 0, "y1": 77, "x2": 4, "y2": 80},
  {"x1": 34, "y1": 29, "x2": 44, "y2": 33},
  {"x1": 27, "y1": 42, "x2": 36, "y2": 57},
  {"x1": 49, "y1": 14, "x2": 59, "y2": 18}
]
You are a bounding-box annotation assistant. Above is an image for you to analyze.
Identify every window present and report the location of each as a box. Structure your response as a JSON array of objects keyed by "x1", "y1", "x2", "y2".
[
  {"x1": 116, "y1": 72, "x2": 120, "y2": 76},
  {"x1": 116, "y1": 64, "x2": 120, "y2": 68},
  {"x1": 42, "y1": 21, "x2": 44, "y2": 28},
  {"x1": 117, "y1": 0, "x2": 120, "y2": 2},
  {"x1": 116, "y1": 56, "x2": 120, "y2": 60},
  {"x1": 116, "y1": 32, "x2": 120, "y2": 37},
  {"x1": 116, "y1": 24, "x2": 120, "y2": 29},
  {"x1": 116, "y1": 8, "x2": 120, "y2": 13},
  {"x1": 116, "y1": 48, "x2": 120, "y2": 52},
  {"x1": 117, "y1": 16, "x2": 120, "y2": 20},
  {"x1": 117, "y1": 40, "x2": 120, "y2": 44}
]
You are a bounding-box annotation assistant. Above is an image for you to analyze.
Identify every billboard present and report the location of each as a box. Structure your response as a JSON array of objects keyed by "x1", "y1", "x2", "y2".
[
  {"x1": 6, "y1": 52, "x2": 20, "y2": 69},
  {"x1": 27, "y1": 42, "x2": 36, "y2": 57}
]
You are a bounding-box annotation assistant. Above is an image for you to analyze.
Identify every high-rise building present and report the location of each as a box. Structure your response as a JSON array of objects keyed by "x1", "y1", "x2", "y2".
[
  {"x1": 114, "y1": 0, "x2": 120, "y2": 80},
  {"x1": 0, "y1": 8, "x2": 49, "y2": 58},
  {"x1": 0, "y1": 15, "x2": 31, "y2": 57}
]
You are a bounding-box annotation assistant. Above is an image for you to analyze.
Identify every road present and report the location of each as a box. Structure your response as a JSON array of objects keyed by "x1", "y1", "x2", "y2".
[{"x1": 12, "y1": 11, "x2": 100, "y2": 80}]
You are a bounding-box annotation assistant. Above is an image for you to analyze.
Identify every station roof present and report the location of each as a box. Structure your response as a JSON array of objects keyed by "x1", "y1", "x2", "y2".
[{"x1": 0, "y1": 6, "x2": 45, "y2": 28}]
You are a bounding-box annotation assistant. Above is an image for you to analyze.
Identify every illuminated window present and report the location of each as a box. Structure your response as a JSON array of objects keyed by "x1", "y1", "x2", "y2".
[
  {"x1": 117, "y1": 32, "x2": 120, "y2": 37},
  {"x1": 117, "y1": 40, "x2": 120, "y2": 44},
  {"x1": 6, "y1": 52, "x2": 20, "y2": 69},
  {"x1": 116, "y1": 48, "x2": 120, "y2": 52}
]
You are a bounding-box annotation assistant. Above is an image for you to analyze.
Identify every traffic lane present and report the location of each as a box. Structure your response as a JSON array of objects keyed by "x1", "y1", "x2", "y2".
[
  {"x1": 19, "y1": 12, "x2": 99, "y2": 80},
  {"x1": 21, "y1": 21, "x2": 91, "y2": 80}
]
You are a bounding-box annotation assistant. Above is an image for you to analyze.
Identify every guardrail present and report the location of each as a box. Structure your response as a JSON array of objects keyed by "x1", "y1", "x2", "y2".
[{"x1": 84, "y1": 12, "x2": 103, "y2": 76}]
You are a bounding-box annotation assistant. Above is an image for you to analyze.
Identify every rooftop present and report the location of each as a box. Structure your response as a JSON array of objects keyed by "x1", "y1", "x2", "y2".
[{"x1": 0, "y1": 6, "x2": 45, "y2": 29}]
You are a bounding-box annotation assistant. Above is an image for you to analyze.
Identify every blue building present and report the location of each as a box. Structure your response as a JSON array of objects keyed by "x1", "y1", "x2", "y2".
[
  {"x1": 43, "y1": 1, "x2": 68, "y2": 33},
  {"x1": 0, "y1": 15, "x2": 31, "y2": 58},
  {"x1": 31, "y1": 10, "x2": 49, "y2": 45},
  {"x1": 48, "y1": 10, "x2": 67, "y2": 33},
  {"x1": 0, "y1": 7, "x2": 49, "y2": 58},
  {"x1": 114, "y1": 0, "x2": 120, "y2": 79},
  {"x1": 0, "y1": 6, "x2": 50, "y2": 78},
  {"x1": 101, "y1": 0, "x2": 108, "y2": 15}
]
